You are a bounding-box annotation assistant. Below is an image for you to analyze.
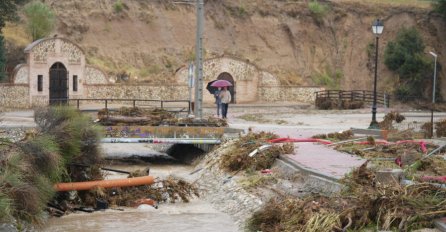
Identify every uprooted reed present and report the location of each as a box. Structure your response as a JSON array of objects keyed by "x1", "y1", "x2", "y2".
[{"x1": 0, "y1": 106, "x2": 103, "y2": 224}]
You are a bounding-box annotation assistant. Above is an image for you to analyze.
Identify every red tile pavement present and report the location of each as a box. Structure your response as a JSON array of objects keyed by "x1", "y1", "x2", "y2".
[{"x1": 285, "y1": 143, "x2": 367, "y2": 179}]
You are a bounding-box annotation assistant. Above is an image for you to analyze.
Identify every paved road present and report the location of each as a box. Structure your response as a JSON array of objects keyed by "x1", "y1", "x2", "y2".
[{"x1": 2, "y1": 105, "x2": 445, "y2": 180}]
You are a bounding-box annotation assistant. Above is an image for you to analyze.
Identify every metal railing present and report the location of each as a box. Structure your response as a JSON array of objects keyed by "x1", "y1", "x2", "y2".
[
  {"x1": 50, "y1": 98, "x2": 191, "y2": 114},
  {"x1": 315, "y1": 90, "x2": 390, "y2": 107}
]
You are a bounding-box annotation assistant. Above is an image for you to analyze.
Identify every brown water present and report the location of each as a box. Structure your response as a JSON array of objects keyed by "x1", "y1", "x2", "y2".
[{"x1": 42, "y1": 164, "x2": 238, "y2": 232}]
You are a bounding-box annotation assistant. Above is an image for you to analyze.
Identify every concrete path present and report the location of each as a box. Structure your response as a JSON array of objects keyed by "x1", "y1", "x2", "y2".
[{"x1": 0, "y1": 111, "x2": 35, "y2": 128}]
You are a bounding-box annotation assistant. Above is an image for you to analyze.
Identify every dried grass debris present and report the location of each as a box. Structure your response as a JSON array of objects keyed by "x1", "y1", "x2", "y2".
[
  {"x1": 378, "y1": 111, "x2": 405, "y2": 130},
  {"x1": 219, "y1": 132, "x2": 293, "y2": 172},
  {"x1": 312, "y1": 130, "x2": 353, "y2": 141},
  {"x1": 249, "y1": 164, "x2": 446, "y2": 231}
]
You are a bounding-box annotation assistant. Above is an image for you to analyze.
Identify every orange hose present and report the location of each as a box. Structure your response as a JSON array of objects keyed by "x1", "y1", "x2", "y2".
[
  {"x1": 132, "y1": 198, "x2": 157, "y2": 207},
  {"x1": 54, "y1": 176, "x2": 155, "y2": 192}
]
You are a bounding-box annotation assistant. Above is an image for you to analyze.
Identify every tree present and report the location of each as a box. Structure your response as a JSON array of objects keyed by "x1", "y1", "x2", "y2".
[
  {"x1": 0, "y1": 0, "x2": 28, "y2": 31},
  {"x1": 24, "y1": 1, "x2": 55, "y2": 41},
  {"x1": 433, "y1": 0, "x2": 446, "y2": 20},
  {"x1": 384, "y1": 27, "x2": 431, "y2": 100},
  {"x1": 0, "y1": 35, "x2": 6, "y2": 81}
]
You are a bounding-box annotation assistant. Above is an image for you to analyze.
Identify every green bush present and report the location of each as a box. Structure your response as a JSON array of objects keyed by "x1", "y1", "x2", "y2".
[
  {"x1": 0, "y1": 35, "x2": 6, "y2": 81},
  {"x1": 0, "y1": 106, "x2": 103, "y2": 223},
  {"x1": 311, "y1": 68, "x2": 342, "y2": 89},
  {"x1": 433, "y1": 0, "x2": 446, "y2": 20},
  {"x1": 308, "y1": 0, "x2": 328, "y2": 22},
  {"x1": 24, "y1": 1, "x2": 55, "y2": 41},
  {"x1": 384, "y1": 27, "x2": 432, "y2": 100},
  {"x1": 113, "y1": 0, "x2": 124, "y2": 13},
  {"x1": 34, "y1": 106, "x2": 103, "y2": 175}
]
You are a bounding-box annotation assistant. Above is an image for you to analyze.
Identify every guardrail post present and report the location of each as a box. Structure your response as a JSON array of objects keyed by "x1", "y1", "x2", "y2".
[
  {"x1": 188, "y1": 101, "x2": 191, "y2": 113},
  {"x1": 77, "y1": 99, "x2": 80, "y2": 109},
  {"x1": 105, "y1": 100, "x2": 108, "y2": 110},
  {"x1": 133, "y1": 100, "x2": 136, "y2": 108},
  {"x1": 161, "y1": 101, "x2": 164, "y2": 109},
  {"x1": 338, "y1": 91, "x2": 342, "y2": 109}
]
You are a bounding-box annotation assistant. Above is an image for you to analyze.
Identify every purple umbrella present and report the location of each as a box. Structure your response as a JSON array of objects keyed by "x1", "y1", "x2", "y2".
[{"x1": 210, "y1": 80, "x2": 232, "y2": 87}]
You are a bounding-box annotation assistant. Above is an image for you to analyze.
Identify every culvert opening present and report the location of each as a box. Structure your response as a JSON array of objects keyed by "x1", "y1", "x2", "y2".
[{"x1": 166, "y1": 144, "x2": 206, "y2": 164}]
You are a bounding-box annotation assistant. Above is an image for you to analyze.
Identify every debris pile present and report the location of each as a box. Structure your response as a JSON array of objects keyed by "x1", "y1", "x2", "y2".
[
  {"x1": 315, "y1": 98, "x2": 364, "y2": 110},
  {"x1": 220, "y1": 132, "x2": 294, "y2": 172},
  {"x1": 312, "y1": 130, "x2": 353, "y2": 141},
  {"x1": 435, "y1": 119, "x2": 446, "y2": 137},
  {"x1": 79, "y1": 175, "x2": 199, "y2": 209},
  {"x1": 378, "y1": 111, "x2": 405, "y2": 130},
  {"x1": 98, "y1": 107, "x2": 227, "y2": 127},
  {"x1": 248, "y1": 164, "x2": 446, "y2": 231}
]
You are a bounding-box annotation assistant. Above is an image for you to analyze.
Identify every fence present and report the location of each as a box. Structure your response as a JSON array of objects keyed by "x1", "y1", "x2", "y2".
[
  {"x1": 315, "y1": 90, "x2": 390, "y2": 108},
  {"x1": 50, "y1": 98, "x2": 191, "y2": 114}
]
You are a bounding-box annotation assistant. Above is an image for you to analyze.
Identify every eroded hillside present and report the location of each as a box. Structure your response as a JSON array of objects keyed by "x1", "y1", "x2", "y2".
[{"x1": 4, "y1": 0, "x2": 446, "y2": 97}]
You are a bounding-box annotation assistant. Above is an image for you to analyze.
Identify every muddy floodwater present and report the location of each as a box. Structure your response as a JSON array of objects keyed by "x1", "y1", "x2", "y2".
[{"x1": 43, "y1": 164, "x2": 238, "y2": 232}]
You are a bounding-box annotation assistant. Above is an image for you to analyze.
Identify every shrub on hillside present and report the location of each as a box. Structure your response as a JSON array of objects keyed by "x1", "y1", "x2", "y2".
[
  {"x1": 308, "y1": 0, "x2": 329, "y2": 23},
  {"x1": 384, "y1": 27, "x2": 432, "y2": 100},
  {"x1": 433, "y1": 0, "x2": 446, "y2": 20}
]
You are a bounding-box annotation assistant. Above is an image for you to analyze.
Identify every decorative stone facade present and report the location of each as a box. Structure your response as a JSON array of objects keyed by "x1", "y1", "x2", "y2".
[
  {"x1": 0, "y1": 85, "x2": 30, "y2": 108},
  {"x1": 60, "y1": 40, "x2": 82, "y2": 64},
  {"x1": 259, "y1": 86, "x2": 324, "y2": 103},
  {"x1": 12, "y1": 64, "x2": 29, "y2": 84},
  {"x1": 84, "y1": 66, "x2": 108, "y2": 84},
  {"x1": 31, "y1": 39, "x2": 56, "y2": 63}
]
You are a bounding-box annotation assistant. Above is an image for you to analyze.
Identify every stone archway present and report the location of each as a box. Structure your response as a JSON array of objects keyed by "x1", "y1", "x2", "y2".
[
  {"x1": 217, "y1": 72, "x2": 236, "y2": 103},
  {"x1": 49, "y1": 62, "x2": 68, "y2": 105}
]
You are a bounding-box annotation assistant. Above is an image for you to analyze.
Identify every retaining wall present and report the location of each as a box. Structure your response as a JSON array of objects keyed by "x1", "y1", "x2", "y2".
[
  {"x1": 0, "y1": 84, "x2": 30, "y2": 108},
  {"x1": 0, "y1": 83, "x2": 322, "y2": 108}
]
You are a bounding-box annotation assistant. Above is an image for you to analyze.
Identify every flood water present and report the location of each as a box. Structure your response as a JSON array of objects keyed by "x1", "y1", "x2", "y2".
[{"x1": 42, "y1": 164, "x2": 238, "y2": 232}]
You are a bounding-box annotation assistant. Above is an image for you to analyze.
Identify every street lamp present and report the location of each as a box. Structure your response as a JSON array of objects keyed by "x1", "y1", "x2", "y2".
[
  {"x1": 369, "y1": 19, "x2": 384, "y2": 129},
  {"x1": 429, "y1": 51, "x2": 437, "y2": 138}
]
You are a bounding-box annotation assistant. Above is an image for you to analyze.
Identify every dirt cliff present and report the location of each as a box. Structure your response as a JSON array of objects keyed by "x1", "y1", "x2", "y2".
[{"x1": 4, "y1": 0, "x2": 446, "y2": 97}]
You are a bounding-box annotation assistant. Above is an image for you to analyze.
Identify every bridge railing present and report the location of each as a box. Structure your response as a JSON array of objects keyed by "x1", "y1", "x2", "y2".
[
  {"x1": 315, "y1": 90, "x2": 390, "y2": 108},
  {"x1": 50, "y1": 98, "x2": 191, "y2": 114}
]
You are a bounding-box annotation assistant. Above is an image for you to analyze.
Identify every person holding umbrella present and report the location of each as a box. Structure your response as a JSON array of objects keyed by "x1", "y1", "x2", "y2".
[
  {"x1": 209, "y1": 79, "x2": 232, "y2": 119},
  {"x1": 219, "y1": 86, "x2": 231, "y2": 119}
]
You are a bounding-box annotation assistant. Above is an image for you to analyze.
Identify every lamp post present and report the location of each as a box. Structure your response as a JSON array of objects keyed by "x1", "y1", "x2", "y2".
[
  {"x1": 369, "y1": 19, "x2": 384, "y2": 129},
  {"x1": 429, "y1": 51, "x2": 437, "y2": 138}
]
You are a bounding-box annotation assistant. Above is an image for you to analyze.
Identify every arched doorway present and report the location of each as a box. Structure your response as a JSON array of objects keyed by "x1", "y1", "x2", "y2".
[
  {"x1": 49, "y1": 62, "x2": 68, "y2": 105},
  {"x1": 217, "y1": 72, "x2": 235, "y2": 103}
]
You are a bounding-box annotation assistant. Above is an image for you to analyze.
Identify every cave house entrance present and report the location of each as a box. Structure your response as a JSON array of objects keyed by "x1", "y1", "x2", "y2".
[
  {"x1": 217, "y1": 72, "x2": 236, "y2": 103},
  {"x1": 49, "y1": 62, "x2": 68, "y2": 105}
]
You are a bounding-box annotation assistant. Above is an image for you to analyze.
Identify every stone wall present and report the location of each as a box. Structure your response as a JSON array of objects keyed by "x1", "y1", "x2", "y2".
[
  {"x1": 13, "y1": 65, "x2": 29, "y2": 84},
  {"x1": 0, "y1": 85, "x2": 30, "y2": 108},
  {"x1": 259, "y1": 86, "x2": 324, "y2": 103},
  {"x1": 84, "y1": 66, "x2": 109, "y2": 84},
  {"x1": 0, "y1": 84, "x2": 323, "y2": 108}
]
